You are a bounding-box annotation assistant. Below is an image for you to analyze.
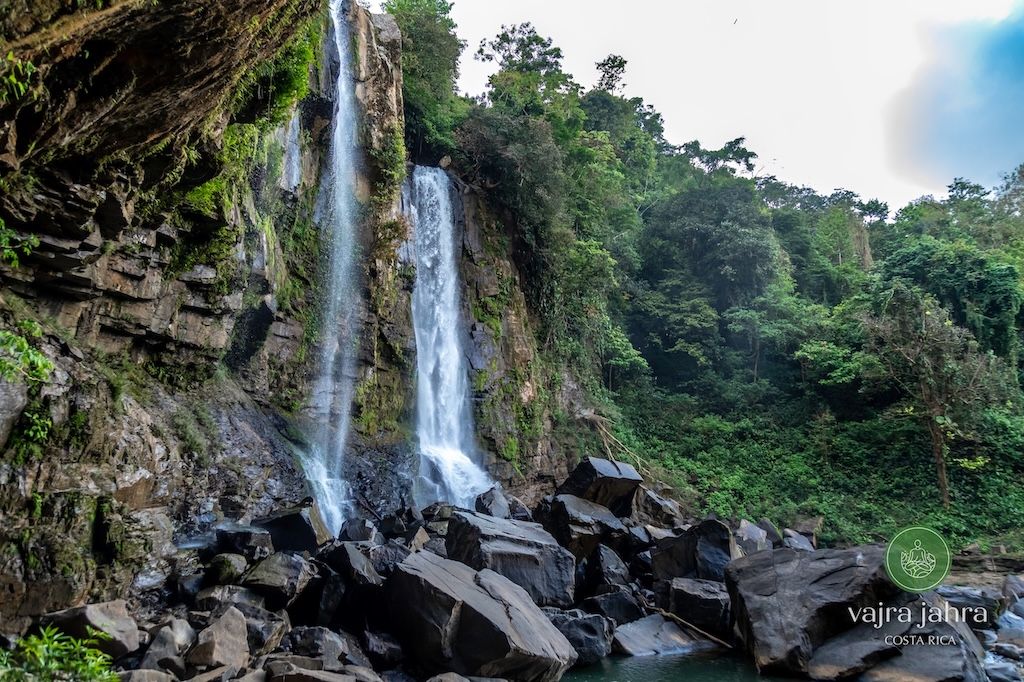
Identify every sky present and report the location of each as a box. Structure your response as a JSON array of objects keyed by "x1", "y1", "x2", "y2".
[{"x1": 371, "y1": 0, "x2": 1024, "y2": 209}]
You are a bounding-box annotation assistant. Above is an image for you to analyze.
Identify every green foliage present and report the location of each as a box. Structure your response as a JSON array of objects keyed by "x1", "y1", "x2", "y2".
[
  {"x1": 0, "y1": 319, "x2": 53, "y2": 385},
  {"x1": 0, "y1": 51, "x2": 37, "y2": 104},
  {"x1": 0, "y1": 626, "x2": 117, "y2": 681},
  {"x1": 384, "y1": 0, "x2": 468, "y2": 159},
  {"x1": 0, "y1": 216, "x2": 40, "y2": 267}
]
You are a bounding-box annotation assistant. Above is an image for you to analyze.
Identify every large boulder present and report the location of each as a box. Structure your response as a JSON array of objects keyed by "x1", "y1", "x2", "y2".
[
  {"x1": 542, "y1": 608, "x2": 613, "y2": 667},
  {"x1": 652, "y1": 519, "x2": 739, "y2": 582},
  {"x1": 282, "y1": 626, "x2": 371, "y2": 670},
  {"x1": 611, "y1": 614, "x2": 714, "y2": 656},
  {"x1": 580, "y1": 588, "x2": 644, "y2": 626},
  {"x1": 255, "y1": 503, "x2": 331, "y2": 554},
  {"x1": 242, "y1": 552, "x2": 317, "y2": 609},
  {"x1": 185, "y1": 606, "x2": 250, "y2": 671},
  {"x1": 535, "y1": 495, "x2": 625, "y2": 559},
  {"x1": 725, "y1": 546, "x2": 900, "y2": 675},
  {"x1": 556, "y1": 457, "x2": 643, "y2": 514},
  {"x1": 580, "y1": 545, "x2": 630, "y2": 598},
  {"x1": 664, "y1": 577, "x2": 731, "y2": 640},
  {"x1": 215, "y1": 524, "x2": 274, "y2": 562},
  {"x1": 936, "y1": 585, "x2": 1003, "y2": 630},
  {"x1": 475, "y1": 486, "x2": 511, "y2": 520},
  {"x1": 386, "y1": 550, "x2": 577, "y2": 681},
  {"x1": 41, "y1": 599, "x2": 140, "y2": 658},
  {"x1": 445, "y1": 511, "x2": 576, "y2": 607},
  {"x1": 630, "y1": 486, "x2": 684, "y2": 528}
]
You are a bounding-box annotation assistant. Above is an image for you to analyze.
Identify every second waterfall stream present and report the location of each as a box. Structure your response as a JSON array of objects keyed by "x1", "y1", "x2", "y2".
[{"x1": 405, "y1": 166, "x2": 492, "y2": 508}]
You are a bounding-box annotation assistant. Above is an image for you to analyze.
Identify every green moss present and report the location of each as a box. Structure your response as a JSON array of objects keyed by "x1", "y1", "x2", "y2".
[
  {"x1": 500, "y1": 437, "x2": 519, "y2": 462},
  {"x1": 369, "y1": 123, "x2": 408, "y2": 204},
  {"x1": 7, "y1": 400, "x2": 51, "y2": 464}
]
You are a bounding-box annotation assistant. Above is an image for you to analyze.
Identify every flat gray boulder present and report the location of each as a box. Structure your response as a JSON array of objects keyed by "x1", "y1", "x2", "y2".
[{"x1": 611, "y1": 614, "x2": 714, "y2": 656}]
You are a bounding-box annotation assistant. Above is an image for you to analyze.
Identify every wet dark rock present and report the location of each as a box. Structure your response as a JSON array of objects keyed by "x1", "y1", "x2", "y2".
[
  {"x1": 233, "y1": 602, "x2": 290, "y2": 655},
  {"x1": 725, "y1": 546, "x2": 899, "y2": 675},
  {"x1": 1004, "y1": 575, "x2": 1024, "y2": 602},
  {"x1": 364, "y1": 630, "x2": 404, "y2": 668},
  {"x1": 475, "y1": 486, "x2": 511, "y2": 519},
  {"x1": 255, "y1": 504, "x2": 332, "y2": 554},
  {"x1": 41, "y1": 599, "x2": 140, "y2": 658},
  {"x1": 543, "y1": 608, "x2": 613, "y2": 666},
  {"x1": 119, "y1": 671, "x2": 176, "y2": 682},
  {"x1": 630, "y1": 486, "x2": 683, "y2": 528},
  {"x1": 386, "y1": 550, "x2": 577, "y2": 680},
  {"x1": 985, "y1": 660, "x2": 1023, "y2": 682},
  {"x1": 756, "y1": 519, "x2": 784, "y2": 548},
  {"x1": 366, "y1": 541, "x2": 412, "y2": 577},
  {"x1": 282, "y1": 626, "x2": 371, "y2": 670},
  {"x1": 242, "y1": 553, "x2": 317, "y2": 610},
  {"x1": 580, "y1": 588, "x2": 644, "y2": 626},
  {"x1": 340, "y1": 519, "x2": 385, "y2": 545},
  {"x1": 319, "y1": 542, "x2": 384, "y2": 587},
  {"x1": 663, "y1": 577, "x2": 731, "y2": 640},
  {"x1": 507, "y1": 496, "x2": 533, "y2": 523},
  {"x1": 651, "y1": 518, "x2": 739, "y2": 582},
  {"x1": 580, "y1": 545, "x2": 630, "y2": 598},
  {"x1": 445, "y1": 511, "x2": 576, "y2": 607},
  {"x1": 140, "y1": 618, "x2": 195, "y2": 672},
  {"x1": 216, "y1": 525, "x2": 275, "y2": 562},
  {"x1": 611, "y1": 614, "x2": 713, "y2": 656},
  {"x1": 557, "y1": 457, "x2": 643, "y2": 515},
  {"x1": 536, "y1": 494, "x2": 626, "y2": 560}
]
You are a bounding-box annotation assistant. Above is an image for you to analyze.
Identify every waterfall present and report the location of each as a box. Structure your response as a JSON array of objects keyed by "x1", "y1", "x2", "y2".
[
  {"x1": 282, "y1": 111, "x2": 302, "y2": 192},
  {"x1": 300, "y1": 0, "x2": 362, "y2": 534},
  {"x1": 406, "y1": 166, "x2": 492, "y2": 508}
]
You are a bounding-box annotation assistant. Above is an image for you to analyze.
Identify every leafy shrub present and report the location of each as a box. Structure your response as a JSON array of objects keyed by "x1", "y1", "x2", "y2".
[{"x1": 0, "y1": 626, "x2": 117, "y2": 681}]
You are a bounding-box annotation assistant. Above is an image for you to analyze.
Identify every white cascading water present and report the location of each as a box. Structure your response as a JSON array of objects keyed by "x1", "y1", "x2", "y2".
[
  {"x1": 282, "y1": 111, "x2": 302, "y2": 192},
  {"x1": 300, "y1": 0, "x2": 362, "y2": 534},
  {"x1": 406, "y1": 166, "x2": 492, "y2": 508}
]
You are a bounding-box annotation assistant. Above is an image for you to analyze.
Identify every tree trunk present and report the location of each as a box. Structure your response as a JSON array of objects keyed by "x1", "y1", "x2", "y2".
[{"x1": 927, "y1": 419, "x2": 951, "y2": 508}]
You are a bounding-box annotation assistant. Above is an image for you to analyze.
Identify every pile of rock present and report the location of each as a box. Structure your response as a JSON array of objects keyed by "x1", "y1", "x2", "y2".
[{"x1": 13, "y1": 457, "x2": 1023, "y2": 682}]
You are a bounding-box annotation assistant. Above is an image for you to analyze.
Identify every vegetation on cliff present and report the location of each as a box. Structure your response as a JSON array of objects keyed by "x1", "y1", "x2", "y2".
[{"x1": 392, "y1": 1, "x2": 1024, "y2": 548}]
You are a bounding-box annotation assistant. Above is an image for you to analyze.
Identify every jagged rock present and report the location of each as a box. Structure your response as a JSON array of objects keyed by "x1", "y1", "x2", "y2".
[
  {"x1": 664, "y1": 578, "x2": 731, "y2": 640},
  {"x1": 364, "y1": 630, "x2": 404, "y2": 667},
  {"x1": 341, "y1": 519, "x2": 385, "y2": 545},
  {"x1": 556, "y1": 457, "x2": 643, "y2": 514},
  {"x1": 580, "y1": 588, "x2": 644, "y2": 626},
  {"x1": 386, "y1": 550, "x2": 577, "y2": 681},
  {"x1": 536, "y1": 494, "x2": 626, "y2": 559},
  {"x1": 196, "y1": 585, "x2": 267, "y2": 612},
  {"x1": 1005, "y1": 575, "x2": 1024, "y2": 602},
  {"x1": 242, "y1": 553, "x2": 316, "y2": 609},
  {"x1": 234, "y1": 602, "x2": 290, "y2": 656},
  {"x1": 188, "y1": 665, "x2": 239, "y2": 681},
  {"x1": 0, "y1": 378, "x2": 27, "y2": 449},
  {"x1": 806, "y1": 615, "x2": 906, "y2": 680},
  {"x1": 782, "y1": 528, "x2": 815, "y2": 551},
  {"x1": 507, "y1": 496, "x2": 533, "y2": 522},
  {"x1": 994, "y1": 642, "x2": 1024, "y2": 660},
  {"x1": 41, "y1": 599, "x2": 140, "y2": 658},
  {"x1": 611, "y1": 614, "x2": 712, "y2": 656},
  {"x1": 936, "y1": 585, "x2": 1003, "y2": 630},
  {"x1": 118, "y1": 671, "x2": 175, "y2": 682},
  {"x1": 734, "y1": 520, "x2": 770, "y2": 556},
  {"x1": 186, "y1": 606, "x2": 250, "y2": 671},
  {"x1": 140, "y1": 618, "x2": 196, "y2": 671},
  {"x1": 630, "y1": 486, "x2": 683, "y2": 528},
  {"x1": 580, "y1": 545, "x2": 630, "y2": 597},
  {"x1": 756, "y1": 518, "x2": 784, "y2": 547},
  {"x1": 366, "y1": 541, "x2": 412, "y2": 577},
  {"x1": 216, "y1": 525, "x2": 274, "y2": 562},
  {"x1": 282, "y1": 626, "x2": 371, "y2": 670},
  {"x1": 255, "y1": 504, "x2": 331, "y2": 554},
  {"x1": 319, "y1": 542, "x2": 384, "y2": 587},
  {"x1": 206, "y1": 553, "x2": 249, "y2": 585},
  {"x1": 543, "y1": 608, "x2": 613, "y2": 666},
  {"x1": 475, "y1": 486, "x2": 511, "y2": 519},
  {"x1": 791, "y1": 516, "x2": 823, "y2": 549},
  {"x1": 445, "y1": 511, "x2": 576, "y2": 607},
  {"x1": 726, "y1": 546, "x2": 900, "y2": 675},
  {"x1": 651, "y1": 518, "x2": 739, "y2": 582}
]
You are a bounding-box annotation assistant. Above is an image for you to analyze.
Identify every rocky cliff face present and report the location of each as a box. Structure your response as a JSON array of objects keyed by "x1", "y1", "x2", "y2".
[
  {"x1": 0, "y1": 0, "x2": 404, "y2": 632},
  {"x1": 0, "y1": 0, "x2": 584, "y2": 634}
]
